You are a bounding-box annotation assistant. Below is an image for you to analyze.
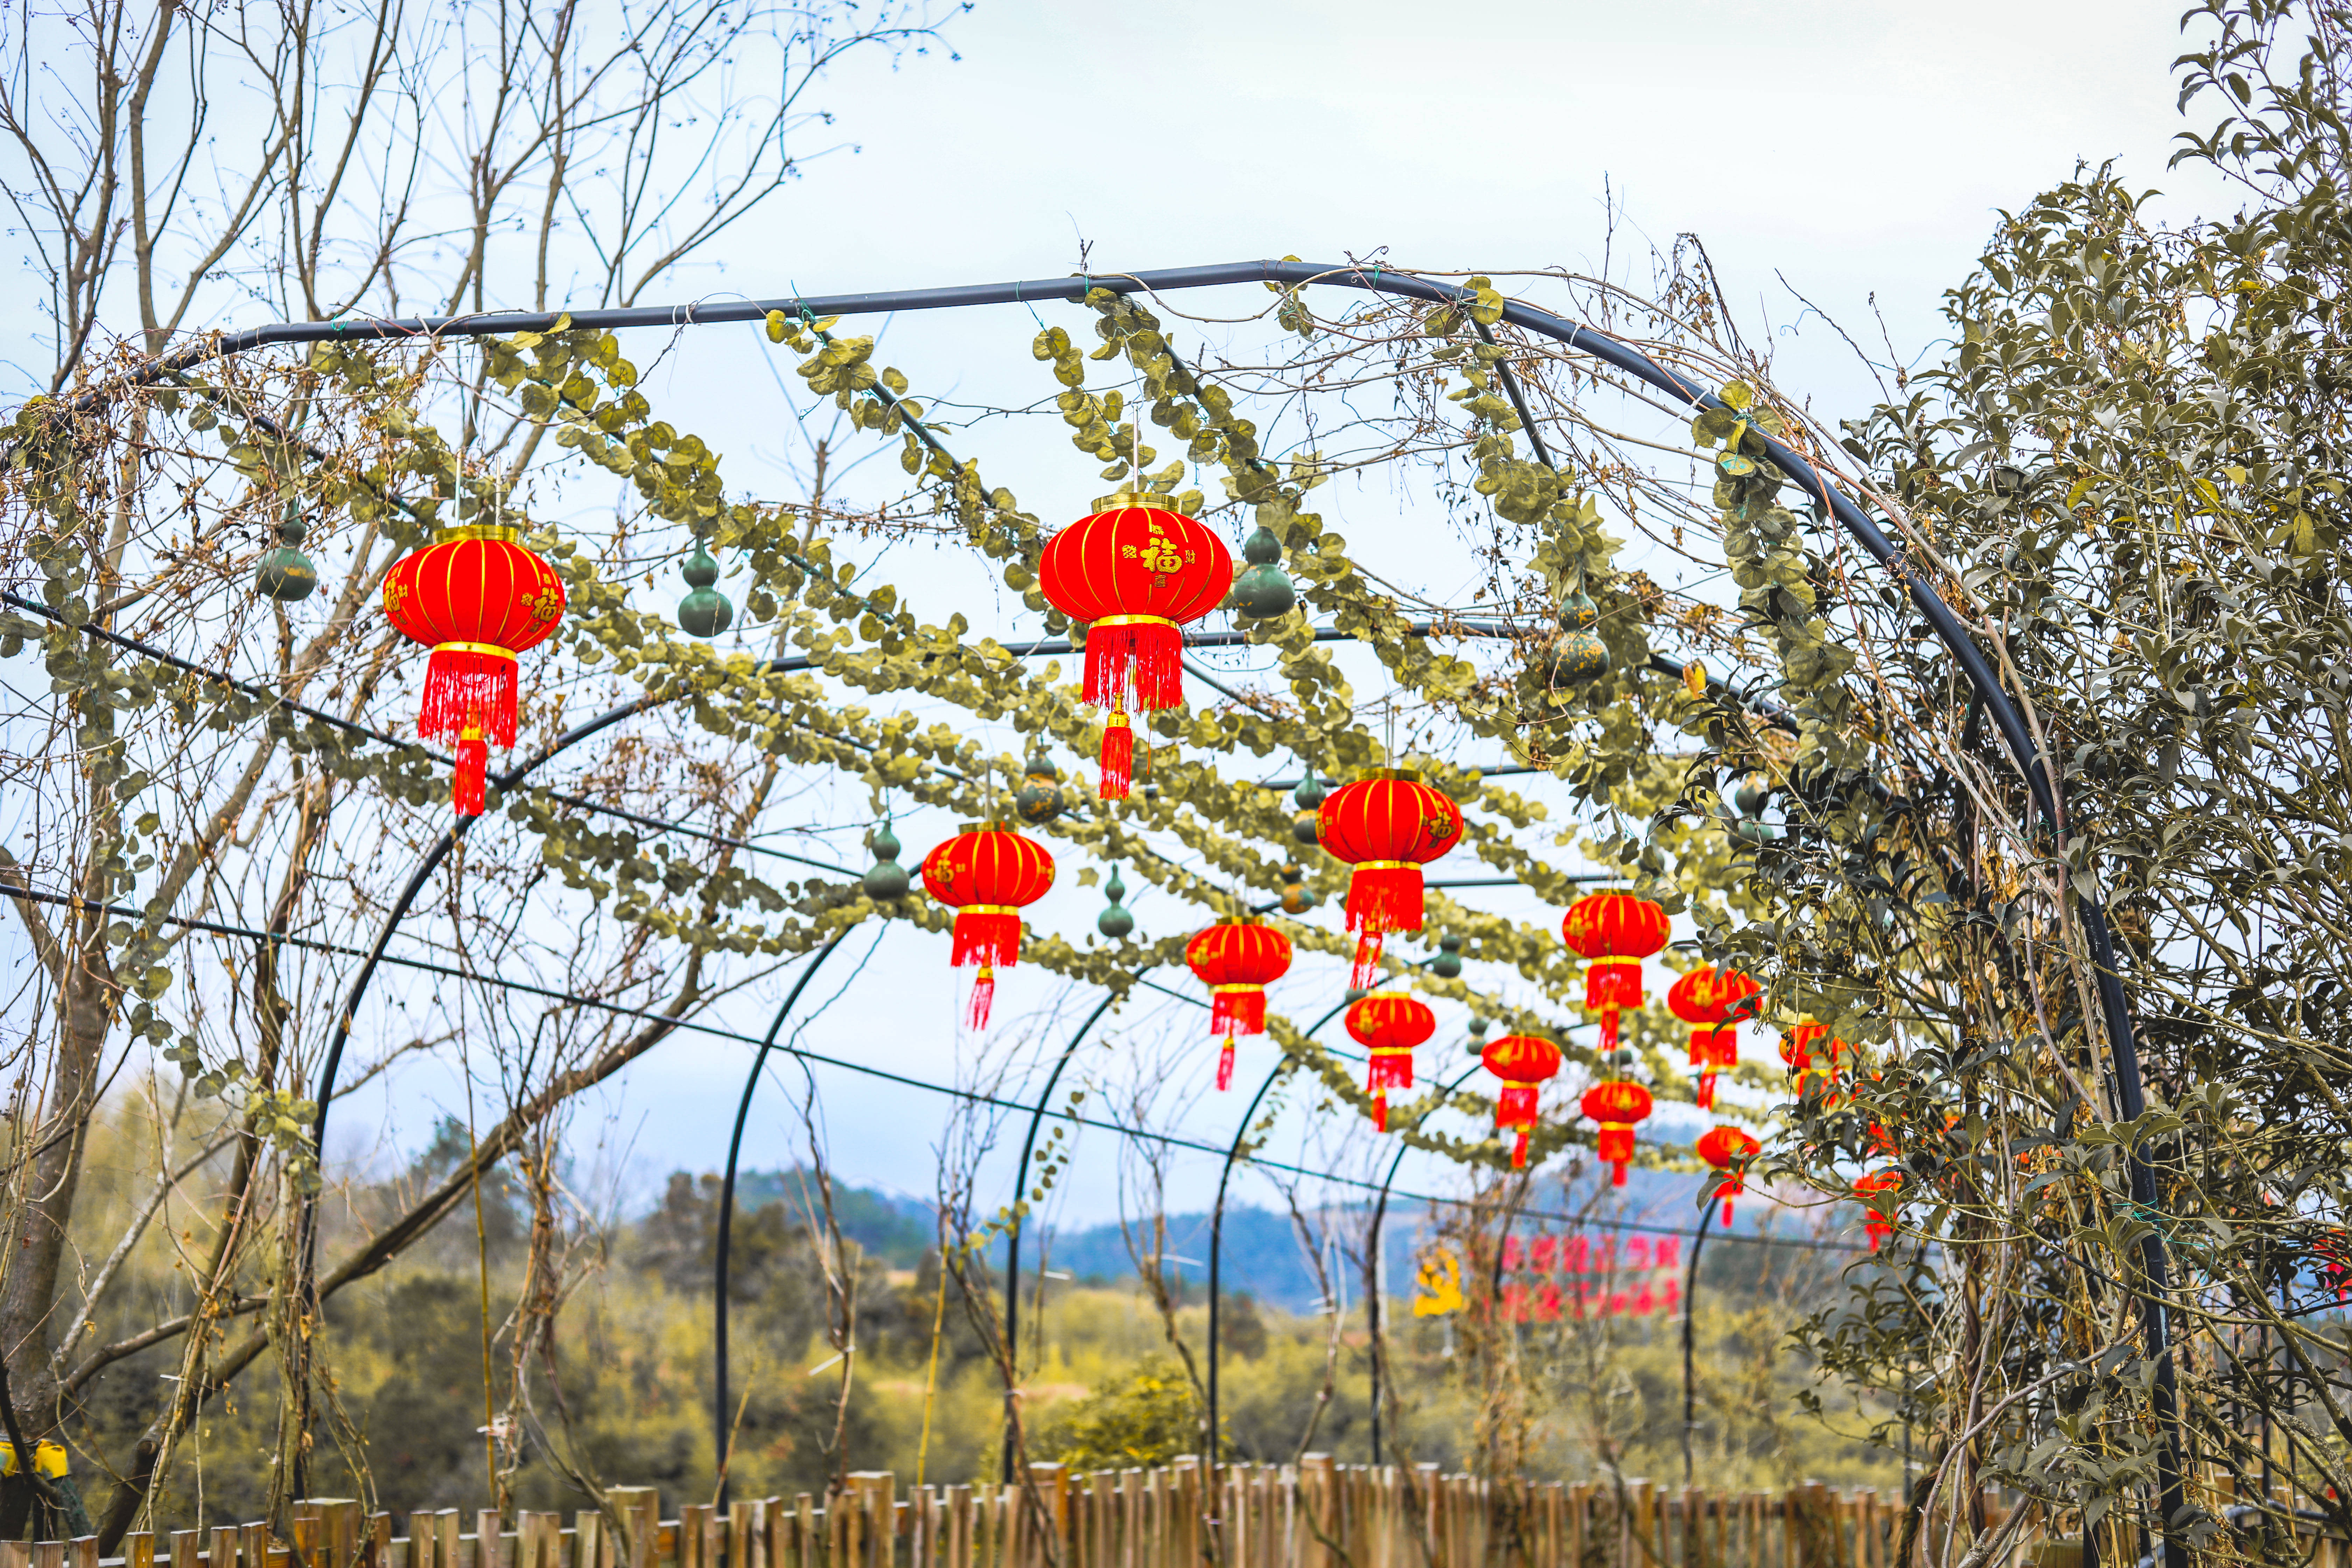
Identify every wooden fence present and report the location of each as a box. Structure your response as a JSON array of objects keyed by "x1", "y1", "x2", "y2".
[{"x1": 0, "y1": 1458, "x2": 2331, "y2": 1568}]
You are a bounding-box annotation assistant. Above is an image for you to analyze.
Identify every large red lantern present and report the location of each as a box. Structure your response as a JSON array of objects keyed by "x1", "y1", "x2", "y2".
[
  {"x1": 1317, "y1": 771, "x2": 1464, "y2": 988},
  {"x1": 1036, "y1": 500, "x2": 1234, "y2": 798},
  {"x1": 1854, "y1": 1169, "x2": 1904, "y2": 1251},
  {"x1": 1693, "y1": 1125, "x2": 1762, "y2": 1225},
  {"x1": 1345, "y1": 992, "x2": 1435, "y2": 1132},
  {"x1": 381, "y1": 526, "x2": 568, "y2": 816},
  {"x1": 1666, "y1": 965, "x2": 1761, "y2": 1111},
  {"x1": 1184, "y1": 921, "x2": 1293, "y2": 1090},
  {"x1": 1560, "y1": 893, "x2": 1669, "y2": 1051},
  {"x1": 1481, "y1": 1033, "x2": 1563, "y2": 1169},
  {"x1": 919, "y1": 826, "x2": 1056, "y2": 1028},
  {"x1": 1578, "y1": 1079, "x2": 1653, "y2": 1186}
]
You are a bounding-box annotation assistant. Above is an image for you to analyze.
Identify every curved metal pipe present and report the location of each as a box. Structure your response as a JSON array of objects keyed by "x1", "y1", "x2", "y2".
[
  {"x1": 1681, "y1": 1196, "x2": 1717, "y2": 1486},
  {"x1": 1205, "y1": 995, "x2": 1352, "y2": 1477},
  {"x1": 714, "y1": 926, "x2": 854, "y2": 1506},
  {"x1": 1365, "y1": 1059, "x2": 1485, "y2": 1465},
  {"x1": 1000, "y1": 980, "x2": 1145, "y2": 1483}
]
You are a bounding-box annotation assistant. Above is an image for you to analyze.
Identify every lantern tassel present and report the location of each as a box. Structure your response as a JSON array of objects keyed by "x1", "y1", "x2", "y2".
[
  {"x1": 1511, "y1": 1130, "x2": 1530, "y2": 1169},
  {"x1": 951, "y1": 910, "x2": 1023, "y2": 969},
  {"x1": 1344, "y1": 865, "x2": 1426, "y2": 935},
  {"x1": 1349, "y1": 932, "x2": 1384, "y2": 990},
  {"x1": 1083, "y1": 620, "x2": 1184, "y2": 712},
  {"x1": 1598, "y1": 1009, "x2": 1621, "y2": 1052},
  {"x1": 454, "y1": 730, "x2": 488, "y2": 818},
  {"x1": 1372, "y1": 1091, "x2": 1388, "y2": 1133},
  {"x1": 1210, "y1": 987, "x2": 1265, "y2": 1037},
  {"x1": 1496, "y1": 1084, "x2": 1539, "y2": 1128},
  {"x1": 1099, "y1": 712, "x2": 1133, "y2": 800},
  {"x1": 967, "y1": 965, "x2": 996, "y2": 1030},
  {"x1": 1696, "y1": 1071, "x2": 1717, "y2": 1111},
  {"x1": 1216, "y1": 1037, "x2": 1235, "y2": 1092},
  {"x1": 419, "y1": 649, "x2": 518, "y2": 745},
  {"x1": 1721, "y1": 1197, "x2": 1735, "y2": 1226}
]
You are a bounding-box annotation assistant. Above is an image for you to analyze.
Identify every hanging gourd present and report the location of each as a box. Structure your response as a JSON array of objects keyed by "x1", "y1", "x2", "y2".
[
  {"x1": 1278, "y1": 862, "x2": 1315, "y2": 915},
  {"x1": 1096, "y1": 865, "x2": 1135, "y2": 939},
  {"x1": 1036, "y1": 497, "x2": 1234, "y2": 798},
  {"x1": 1291, "y1": 768, "x2": 1325, "y2": 846},
  {"x1": 1694, "y1": 1125, "x2": 1762, "y2": 1225},
  {"x1": 1560, "y1": 892, "x2": 1669, "y2": 1051},
  {"x1": 381, "y1": 523, "x2": 568, "y2": 817},
  {"x1": 860, "y1": 822, "x2": 909, "y2": 901},
  {"x1": 1854, "y1": 1169, "x2": 1904, "y2": 1250},
  {"x1": 676, "y1": 538, "x2": 734, "y2": 638},
  {"x1": 1429, "y1": 934, "x2": 1463, "y2": 979},
  {"x1": 1481, "y1": 1032, "x2": 1563, "y2": 1169},
  {"x1": 1184, "y1": 920, "x2": 1294, "y2": 1090},
  {"x1": 1013, "y1": 753, "x2": 1069, "y2": 826},
  {"x1": 256, "y1": 503, "x2": 319, "y2": 602},
  {"x1": 1578, "y1": 1077, "x2": 1654, "y2": 1187},
  {"x1": 919, "y1": 825, "x2": 1056, "y2": 1028},
  {"x1": 1345, "y1": 992, "x2": 1435, "y2": 1132},
  {"x1": 1228, "y1": 525, "x2": 1296, "y2": 619},
  {"x1": 1317, "y1": 770, "x2": 1464, "y2": 989},
  {"x1": 1665, "y1": 964, "x2": 1762, "y2": 1110}
]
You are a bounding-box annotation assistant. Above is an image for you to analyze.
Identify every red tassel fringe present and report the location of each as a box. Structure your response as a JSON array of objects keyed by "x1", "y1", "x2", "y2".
[
  {"x1": 1210, "y1": 988, "x2": 1266, "y2": 1037},
  {"x1": 967, "y1": 968, "x2": 996, "y2": 1030},
  {"x1": 1721, "y1": 1198, "x2": 1735, "y2": 1226},
  {"x1": 1372, "y1": 1092, "x2": 1389, "y2": 1133},
  {"x1": 1083, "y1": 621, "x2": 1184, "y2": 711},
  {"x1": 420, "y1": 648, "x2": 518, "y2": 746},
  {"x1": 1696, "y1": 1071, "x2": 1717, "y2": 1111},
  {"x1": 1585, "y1": 961, "x2": 1644, "y2": 1014},
  {"x1": 1497, "y1": 1083, "x2": 1538, "y2": 1131},
  {"x1": 1350, "y1": 932, "x2": 1385, "y2": 991},
  {"x1": 1598, "y1": 1009, "x2": 1622, "y2": 1052},
  {"x1": 1099, "y1": 715, "x2": 1133, "y2": 800},
  {"x1": 951, "y1": 910, "x2": 1023, "y2": 969},
  {"x1": 1512, "y1": 1131, "x2": 1530, "y2": 1169},
  {"x1": 1367, "y1": 1049, "x2": 1415, "y2": 1093},
  {"x1": 1216, "y1": 1038, "x2": 1235, "y2": 1092},
  {"x1": 454, "y1": 735, "x2": 488, "y2": 817},
  {"x1": 1344, "y1": 864, "x2": 1426, "y2": 937}
]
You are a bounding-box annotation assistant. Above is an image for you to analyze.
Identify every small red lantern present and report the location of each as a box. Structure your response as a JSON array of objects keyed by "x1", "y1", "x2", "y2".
[
  {"x1": 1693, "y1": 1125, "x2": 1762, "y2": 1225},
  {"x1": 1780, "y1": 1019, "x2": 1851, "y2": 1098},
  {"x1": 1854, "y1": 1169, "x2": 1904, "y2": 1250},
  {"x1": 1184, "y1": 921, "x2": 1293, "y2": 1090},
  {"x1": 1317, "y1": 771, "x2": 1464, "y2": 988},
  {"x1": 1578, "y1": 1078, "x2": 1654, "y2": 1187},
  {"x1": 1036, "y1": 500, "x2": 1234, "y2": 798},
  {"x1": 1666, "y1": 965, "x2": 1761, "y2": 1111},
  {"x1": 919, "y1": 826, "x2": 1056, "y2": 1028},
  {"x1": 1346, "y1": 992, "x2": 1435, "y2": 1132},
  {"x1": 1561, "y1": 893, "x2": 1670, "y2": 1052},
  {"x1": 1481, "y1": 1033, "x2": 1563, "y2": 1169},
  {"x1": 381, "y1": 526, "x2": 568, "y2": 816}
]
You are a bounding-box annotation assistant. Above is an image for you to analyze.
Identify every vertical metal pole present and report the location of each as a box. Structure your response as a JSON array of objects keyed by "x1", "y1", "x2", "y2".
[
  {"x1": 715, "y1": 928, "x2": 852, "y2": 1505},
  {"x1": 1681, "y1": 1198, "x2": 1715, "y2": 1486}
]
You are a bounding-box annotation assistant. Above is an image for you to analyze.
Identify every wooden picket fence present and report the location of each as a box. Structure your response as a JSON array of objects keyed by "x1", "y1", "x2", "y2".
[{"x1": 1, "y1": 1458, "x2": 2334, "y2": 1568}]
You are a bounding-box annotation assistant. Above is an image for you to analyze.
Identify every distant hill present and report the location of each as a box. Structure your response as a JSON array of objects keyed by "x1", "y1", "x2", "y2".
[{"x1": 723, "y1": 1165, "x2": 1846, "y2": 1313}]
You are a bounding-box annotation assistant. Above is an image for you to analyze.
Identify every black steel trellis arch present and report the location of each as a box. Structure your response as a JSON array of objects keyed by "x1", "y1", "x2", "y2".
[{"x1": 80, "y1": 260, "x2": 2169, "y2": 1561}]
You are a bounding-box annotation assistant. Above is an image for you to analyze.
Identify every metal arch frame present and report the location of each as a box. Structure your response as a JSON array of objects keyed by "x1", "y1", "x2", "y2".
[
  {"x1": 147, "y1": 258, "x2": 2166, "y2": 1561},
  {"x1": 712, "y1": 926, "x2": 855, "y2": 1507}
]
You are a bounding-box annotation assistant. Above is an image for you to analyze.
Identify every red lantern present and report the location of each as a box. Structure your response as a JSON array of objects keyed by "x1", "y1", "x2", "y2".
[
  {"x1": 1481, "y1": 1033, "x2": 1563, "y2": 1169},
  {"x1": 1693, "y1": 1125, "x2": 1762, "y2": 1225},
  {"x1": 1578, "y1": 1079, "x2": 1654, "y2": 1187},
  {"x1": 1346, "y1": 992, "x2": 1435, "y2": 1132},
  {"x1": 1780, "y1": 1019, "x2": 1850, "y2": 1099},
  {"x1": 1184, "y1": 922, "x2": 1293, "y2": 1090},
  {"x1": 1854, "y1": 1169, "x2": 1903, "y2": 1250},
  {"x1": 1317, "y1": 771, "x2": 1464, "y2": 988},
  {"x1": 1666, "y1": 965, "x2": 1761, "y2": 1111},
  {"x1": 1560, "y1": 894, "x2": 1669, "y2": 1052},
  {"x1": 381, "y1": 526, "x2": 568, "y2": 816},
  {"x1": 1036, "y1": 501, "x2": 1234, "y2": 798},
  {"x1": 919, "y1": 826, "x2": 1056, "y2": 1028}
]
